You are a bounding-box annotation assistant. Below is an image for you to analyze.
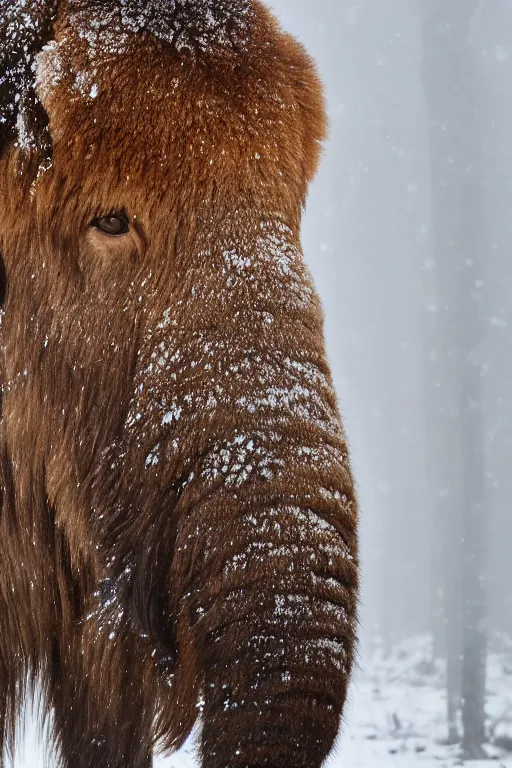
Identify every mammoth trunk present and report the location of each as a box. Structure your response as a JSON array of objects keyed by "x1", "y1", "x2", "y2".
[
  {"x1": 189, "y1": 430, "x2": 357, "y2": 768},
  {"x1": 124, "y1": 216, "x2": 358, "y2": 766},
  {"x1": 182, "y1": 388, "x2": 357, "y2": 768},
  {"x1": 95, "y1": 215, "x2": 358, "y2": 765}
]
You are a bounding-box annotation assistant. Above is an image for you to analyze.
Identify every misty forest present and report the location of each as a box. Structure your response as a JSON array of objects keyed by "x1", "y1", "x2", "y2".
[{"x1": 3, "y1": 0, "x2": 512, "y2": 767}]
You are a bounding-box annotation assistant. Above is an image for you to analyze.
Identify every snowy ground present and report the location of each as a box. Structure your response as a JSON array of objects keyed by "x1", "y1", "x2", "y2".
[{"x1": 8, "y1": 636, "x2": 512, "y2": 767}]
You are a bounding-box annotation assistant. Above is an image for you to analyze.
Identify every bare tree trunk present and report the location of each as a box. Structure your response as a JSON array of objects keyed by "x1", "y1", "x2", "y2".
[
  {"x1": 460, "y1": 358, "x2": 487, "y2": 758},
  {"x1": 457, "y1": 150, "x2": 487, "y2": 759},
  {"x1": 421, "y1": 255, "x2": 463, "y2": 683}
]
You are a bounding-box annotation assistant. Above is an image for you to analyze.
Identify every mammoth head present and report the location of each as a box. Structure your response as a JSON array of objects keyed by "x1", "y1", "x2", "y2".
[
  {"x1": 0, "y1": 2, "x2": 357, "y2": 766},
  {"x1": 0, "y1": 0, "x2": 329, "y2": 513}
]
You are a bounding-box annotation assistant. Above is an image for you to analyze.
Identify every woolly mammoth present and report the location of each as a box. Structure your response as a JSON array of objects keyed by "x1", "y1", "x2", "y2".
[{"x1": 0, "y1": 1, "x2": 358, "y2": 766}]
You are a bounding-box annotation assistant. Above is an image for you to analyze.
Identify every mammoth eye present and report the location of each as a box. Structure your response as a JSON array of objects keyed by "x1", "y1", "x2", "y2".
[{"x1": 92, "y1": 214, "x2": 129, "y2": 236}]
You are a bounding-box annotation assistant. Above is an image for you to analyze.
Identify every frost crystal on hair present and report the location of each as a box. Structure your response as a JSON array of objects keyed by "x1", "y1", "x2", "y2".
[
  {"x1": 67, "y1": 0, "x2": 254, "y2": 63},
  {"x1": 0, "y1": 0, "x2": 58, "y2": 154},
  {"x1": 115, "y1": 0, "x2": 254, "y2": 54}
]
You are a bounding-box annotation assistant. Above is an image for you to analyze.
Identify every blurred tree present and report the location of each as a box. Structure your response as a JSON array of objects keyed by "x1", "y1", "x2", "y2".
[{"x1": 421, "y1": 0, "x2": 488, "y2": 757}]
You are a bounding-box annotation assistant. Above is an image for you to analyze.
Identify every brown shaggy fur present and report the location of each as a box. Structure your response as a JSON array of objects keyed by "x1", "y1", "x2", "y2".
[{"x1": 0, "y1": 1, "x2": 359, "y2": 766}]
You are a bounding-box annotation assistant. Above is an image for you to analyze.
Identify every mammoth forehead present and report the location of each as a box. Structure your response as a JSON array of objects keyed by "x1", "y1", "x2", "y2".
[
  {"x1": 35, "y1": 0, "x2": 288, "y2": 168},
  {"x1": 37, "y1": 0, "x2": 256, "y2": 96}
]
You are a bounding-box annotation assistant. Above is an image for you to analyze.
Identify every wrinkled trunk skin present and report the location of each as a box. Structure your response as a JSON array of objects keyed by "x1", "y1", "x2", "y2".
[{"x1": 89, "y1": 214, "x2": 359, "y2": 767}]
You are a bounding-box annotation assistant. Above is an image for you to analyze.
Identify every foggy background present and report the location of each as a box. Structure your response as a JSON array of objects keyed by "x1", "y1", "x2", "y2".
[
  {"x1": 9, "y1": 0, "x2": 512, "y2": 765},
  {"x1": 270, "y1": 0, "x2": 512, "y2": 663},
  {"x1": 266, "y1": 0, "x2": 512, "y2": 761}
]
